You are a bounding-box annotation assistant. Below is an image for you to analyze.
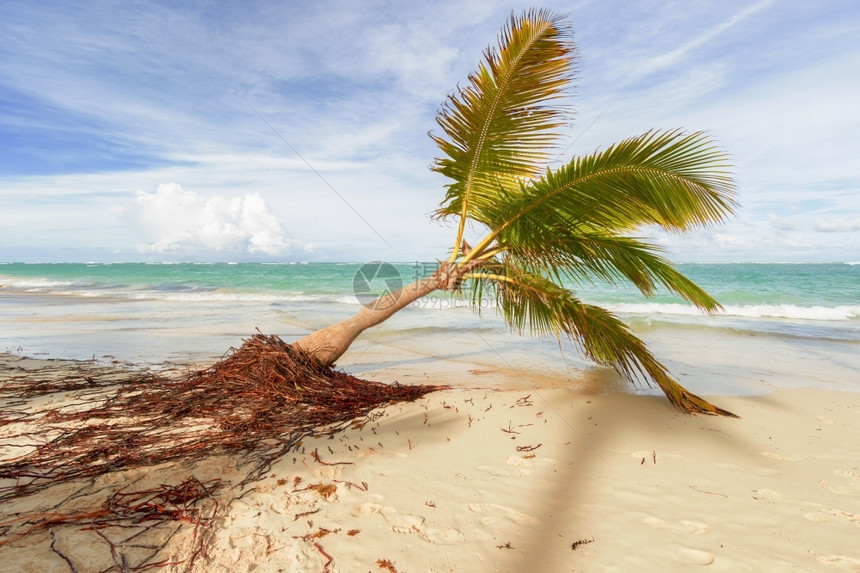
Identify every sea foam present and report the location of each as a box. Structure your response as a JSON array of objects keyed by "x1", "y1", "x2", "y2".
[{"x1": 604, "y1": 302, "x2": 859, "y2": 321}]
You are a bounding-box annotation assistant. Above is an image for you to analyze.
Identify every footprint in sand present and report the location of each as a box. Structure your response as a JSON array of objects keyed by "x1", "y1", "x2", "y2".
[
  {"x1": 478, "y1": 457, "x2": 557, "y2": 478},
  {"x1": 310, "y1": 465, "x2": 342, "y2": 479},
  {"x1": 353, "y1": 502, "x2": 465, "y2": 544},
  {"x1": 643, "y1": 516, "x2": 709, "y2": 535},
  {"x1": 505, "y1": 455, "x2": 558, "y2": 467},
  {"x1": 817, "y1": 554, "x2": 860, "y2": 570},
  {"x1": 761, "y1": 451, "x2": 805, "y2": 462},
  {"x1": 751, "y1": 487, "x2": 782, "y2": 500},
  {"x1": 676, "y1": 547, "x2": 715, "y2": 565},
  {"x1": 825, "y1": 470, "x2": 860, "y2": 495},
  {"x1": 477, "y1": 464, "x2": 528, "y2": 478},
  {"x1": 819, "y1": 479, "x2": 860, "y2": 497},
  {"x1": 353, "y1": 448, "x2": 407, "y2": 459},
  {"x1": 387, "y1": 515, "x2": 466, "y2": 544},
  {"x1": 468, "y1": 502, "x2": 538, "y2": 526},
  {"x1": 499, "y1": 455, "x2": 558, "y2": 476},
  {"x1": 835, "y1": 469, "x2": 860, "y2": 481},
  {"x1": 803, "y1": 511, "x2": 837, "y2": 523},
  {"x1": 803, "y1": 508, "x2": 859, "y2": 524}
]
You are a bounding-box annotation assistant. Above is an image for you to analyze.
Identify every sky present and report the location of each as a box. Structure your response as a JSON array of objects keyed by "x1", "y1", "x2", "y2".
[{"x1": 1, "y1": 0, "x2": 858, "y2": 263}]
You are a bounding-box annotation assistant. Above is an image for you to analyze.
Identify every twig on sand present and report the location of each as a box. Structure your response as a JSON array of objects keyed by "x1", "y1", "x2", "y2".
[
  {"x1": 293, "y1": 508, "x2": 322, "y2": 522},
  {"x1": 689, "y1": 485, "x2": 728, "y2": 498},
  {"x1": 50, "y1": 530, "x2": 80, "y2": 573},
  {"x1": 516, "y1": 443, "x2": 542, "y2": 452},
  {"x1": 571, "y1": 537, "x2": 595, "y2": 550},
  {"x1": 500, "y1": 421, "x2": 521, "y2": 434},
  {"x1": 315, "y1": 541, "x2": 334, "y2": 571},
  {"x1": 311, "y1": 449, "x2": 353, "y2": 466}
]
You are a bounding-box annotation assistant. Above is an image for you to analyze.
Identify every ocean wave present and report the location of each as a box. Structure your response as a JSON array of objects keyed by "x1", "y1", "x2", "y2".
[
  {"x1": 604, "y1": 302, "x2": 859, "y2": 321},
  {"x1": 0, "y1": 283, "x2": 364, "y2": 307},
  {"x1": 0, "y1": 277, "x2": 84, "y2": 290},
  {"x1": 126, "y1": 291, "x2": 361, "y2": 305}
]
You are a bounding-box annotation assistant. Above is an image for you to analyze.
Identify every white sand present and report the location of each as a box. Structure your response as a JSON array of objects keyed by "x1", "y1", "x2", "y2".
[
  {"x1": 2, "y1": 356, "x2": 859, "y2": 572},
  {"x1": 197, "y1": 385, "x2": 860, "y2": 572}
]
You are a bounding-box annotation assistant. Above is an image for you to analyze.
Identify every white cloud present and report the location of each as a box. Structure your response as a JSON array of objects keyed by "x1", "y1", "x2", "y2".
[
  {"x1": 768, "y1": 214, "x2": 797, "y2": 231},
  {"x1": 131, "y1": 183, "x2": 297, "y2": 255},
  {"x1": 815, "y1": 218, "x2": 860, "y2": 233}
]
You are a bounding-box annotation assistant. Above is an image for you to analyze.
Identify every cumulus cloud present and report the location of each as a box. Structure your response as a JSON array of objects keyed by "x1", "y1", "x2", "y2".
[
  {"x1": 814, "y1": 218, "x2": 860, "y2": 233},
  {"x1": 131, "y1": 183, "x2": 293, "y2": 255}
]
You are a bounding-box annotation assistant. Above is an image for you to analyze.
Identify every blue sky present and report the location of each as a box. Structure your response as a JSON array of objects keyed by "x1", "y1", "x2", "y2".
[{"x1": 1, "y1": 0, "x2": 857, "y2": 262}]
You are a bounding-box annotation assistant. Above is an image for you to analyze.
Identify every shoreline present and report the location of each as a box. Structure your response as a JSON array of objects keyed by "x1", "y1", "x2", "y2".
[
  {"x1": 2, "y1": 353, "x2": 859, "y2": 571},
  {"x1": 3, "y1": 260, "x2": 859, "y2": 400},
  {"x1": 3, "y1": 286, "x2": 859, "y2": 400}
]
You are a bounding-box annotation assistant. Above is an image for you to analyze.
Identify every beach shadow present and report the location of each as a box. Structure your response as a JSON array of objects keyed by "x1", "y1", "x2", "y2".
[
  {"x1": 501, "y1": 391, "x2": 624, "y2": 572},
  {"x1": 340, "y1": 348, "x2": 496, "y2": 374},
  {"x1": 504, "y1": 391, "x2": 751, "y2": 572}
]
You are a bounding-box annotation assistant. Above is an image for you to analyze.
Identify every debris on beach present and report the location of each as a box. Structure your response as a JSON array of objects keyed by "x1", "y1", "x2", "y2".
[{"x1": 0, "y1": 333, "x2": 445, "y2": 571}]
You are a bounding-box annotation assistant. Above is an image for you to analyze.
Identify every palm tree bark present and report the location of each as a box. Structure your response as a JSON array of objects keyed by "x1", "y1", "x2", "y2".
[{"x1": 295, "y1": 265, "x2": 462, "y2": 366}]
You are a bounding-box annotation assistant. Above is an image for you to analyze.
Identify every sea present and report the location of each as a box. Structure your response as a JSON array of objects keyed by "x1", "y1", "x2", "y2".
[{"x1": 1, "y1": 262, "x2": 858, "y2": 396}]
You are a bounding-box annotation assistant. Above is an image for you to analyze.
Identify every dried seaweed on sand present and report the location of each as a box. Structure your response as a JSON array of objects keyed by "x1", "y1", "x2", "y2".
[{"x1": 0, "y1": 334, "x2": 445, "y2": 571}]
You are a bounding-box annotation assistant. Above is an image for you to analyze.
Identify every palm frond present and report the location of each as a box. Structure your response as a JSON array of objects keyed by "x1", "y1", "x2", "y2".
[
  {"x1": 474, "y1": 130, "x2": 735, "y2": 244},
  {"x1": 492, "y1": 266, "x2": 735, "y2": 416},
  {"x1": 431, "y1": 8, "x2": 576, "y2": 254},
  {"x1": 502, "y1": 229, "x2": 722, "y2": 311}
]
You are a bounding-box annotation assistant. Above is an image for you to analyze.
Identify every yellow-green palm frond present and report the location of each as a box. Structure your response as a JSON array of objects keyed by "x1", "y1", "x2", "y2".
[
  {"x1": 431, "y1": 8, "x2": 576, "y2": 253},
  {"x1": 492, "y1": 265, "x2": 736, "y2": 416},
  {"x1": 459, "y1": 129, "x2": 735, "y2": 311},
  {"x1": 481, "y1": 129, "x2": 736, "y2": 236},
  {"x1": 504, "y1": 230, "x2": 722, "y2": 312}
]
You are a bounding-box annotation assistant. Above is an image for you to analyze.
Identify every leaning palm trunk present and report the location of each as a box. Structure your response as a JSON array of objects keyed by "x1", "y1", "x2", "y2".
[
  {"x1": 296, "y1": 263, "x2": 470, "y2": 366},
  {"x1": 295, "y1": 276, "x2": 441, "y2": 366},
  {"x1": 301, "y1": 9, "x2": 739, "y2": 417}
]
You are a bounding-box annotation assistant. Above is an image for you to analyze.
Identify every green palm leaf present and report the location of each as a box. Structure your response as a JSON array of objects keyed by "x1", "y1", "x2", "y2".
[
  {"x1": 491, "y1": 265, "x2": 736, "y2": 416},
  {"x1": 479, "y1": 129, "x2": 735, "y2": 239},
  {"x1": 431, "y1": 8, "x2": 575, "y2": 255},
  {"x1": 503, "y1": 231, "x2": 722, "y2": 311}
]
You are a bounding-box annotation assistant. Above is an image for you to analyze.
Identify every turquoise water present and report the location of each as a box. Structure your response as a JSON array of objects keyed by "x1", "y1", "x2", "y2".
[
  {"x1": 1, "y1": 262, "x2": 858, "y2": 395},
  {"x1": 1, "y1": 261, "x2": 858, "y2": 303},
  {"x1": 1, "y1": 261, "x2": 857, "y2": 323}
]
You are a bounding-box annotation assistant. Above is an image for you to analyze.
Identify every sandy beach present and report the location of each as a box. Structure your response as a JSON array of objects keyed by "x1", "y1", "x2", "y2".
[
  {"x1": 2, "y1": 0, "x2": 859, "y2": 569},
  {"x1": 2, "y1": 348, "x2": 859, "y2": 573}
]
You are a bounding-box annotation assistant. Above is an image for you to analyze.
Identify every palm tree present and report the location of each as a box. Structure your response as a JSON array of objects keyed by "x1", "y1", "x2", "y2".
[{"x1": 296, "y1": 8, "x2": 737, "y2": 416}]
